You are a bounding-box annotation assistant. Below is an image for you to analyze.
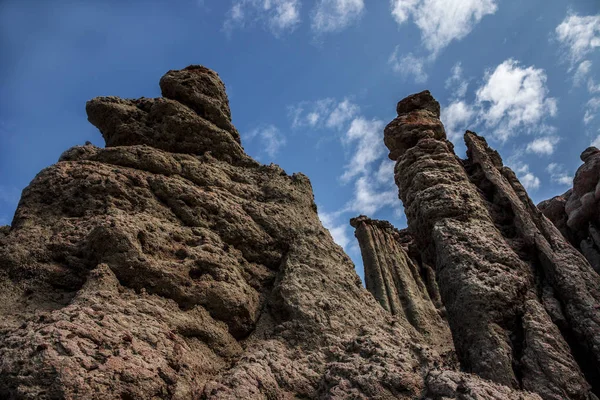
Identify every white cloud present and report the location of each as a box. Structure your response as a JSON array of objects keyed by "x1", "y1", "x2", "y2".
[
  {"x1": 475, "y1": 59, "x2": 558, "y2": 141},
  {"x1": 592, "y1": 134, "x2": 600, "y2": 148},
  {"x1": 340, "y1": 118, "x2": 386, "y2": 182},
  {"x1": 574, "y1": 60, "x2": 593, "y2": 87},
  {"x1": 389, "y1": 49, "x2": 428, "y2": 83},
  {"x1": 311, "y1": 0, "x2": 364, "y2": 33},
  {"x1": 349, "y1": 176, "x2": 398, "y2": 215},
  {"x1": 511, "y1": 163, "x2": 540, "y2": 191},
  {"x1": 584, "y1": 97, "x2": 600, "y2": 125},
  {"x1": 375, "y1": 159, "x2": 396, "y2": 184},
  {"x1": 288, "y1": 98, "x2": 359, "y2": 130},
  {"x1": 307, "y1": 112, "x2": 320, "y2": 126},
  {"x1": 326, "y1": 99, "x2": 360, "y2": 129},
  {"x1": 390, "y1": 0, "x2": 498, "y2": 56},
  {"x1": 224, "y1": 0, "x2": 301, "y2": 35},
  {"x1": 319, "y1": 209, "x2": 352, "y2": 249},
  {"x1": 441, "y1": 100, "x2": 475, "y2": 142},
  {"x1": 445, "y1": 62, "x2": 469, "y2": 99},
  {"x1": 246, "y1": 125, "x2": 287, "y2": 157},
  {"x1": 546, "y1": 163, "x2": 572, "y2": 185},
  {"x1": 589, "y1": 79, "x2": 600, "y2": 94},
  {"x1": 555, "y1": 13, "x2": 600, "y2": 67},
  {"x1": 526, "y1": 136, "x2": 560, "y2": 155}
]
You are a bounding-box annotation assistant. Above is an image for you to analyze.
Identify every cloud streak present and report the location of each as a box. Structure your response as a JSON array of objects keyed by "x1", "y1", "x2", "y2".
[
  {"x1": 224, "y1": 0, "x2": 301, "y2": 36},
  {"x1": 390, "y1": 0, "x2": 498, "y2": 56},
  {"x1": 311, "y1": 0, "x2": 364, "y2": 33}
]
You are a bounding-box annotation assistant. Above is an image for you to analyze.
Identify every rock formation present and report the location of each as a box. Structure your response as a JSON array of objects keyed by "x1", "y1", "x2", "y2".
[
  {"x1": 0, "y1": 67, "x2": 550, "y2": 399},
  {"x1": 377, "y1": 90, "x2": 600, "y2": 400},
  {"x1": 349, "y1": 216, "x2": 453, "y2": 355},
  {"x1": 539, "y1": 147, "x2": 600, "y2": 275}
]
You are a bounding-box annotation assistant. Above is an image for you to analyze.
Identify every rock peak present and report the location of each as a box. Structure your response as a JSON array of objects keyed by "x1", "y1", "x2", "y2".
[
  {"x1": 159, "y1": 65, "x2": 240, "y2": 142},
  {"x1": 384, "y1": 90, "x2": 447, "y2": 160},
  {"x1": 581, "y1": 146, "x2": 600, "y2": 162},
  {"x1": 86, "y1": 65, "x2": 244, "y2": 163},
  {"x1": 396, "y1": 90, "x2": 440, "y2": 117}
]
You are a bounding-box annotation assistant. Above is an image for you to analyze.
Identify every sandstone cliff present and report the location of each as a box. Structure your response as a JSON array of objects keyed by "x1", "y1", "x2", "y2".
[{"x1": 0, "y1": 67, "x2": 547, "y2": 399}]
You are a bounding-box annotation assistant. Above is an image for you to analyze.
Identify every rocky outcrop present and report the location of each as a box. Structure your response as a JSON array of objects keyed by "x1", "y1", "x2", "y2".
[
  {"x1": 0, "y1": 68, "x2": 546, "y2": 399},
  {"x1": 539, "y1": 147, "x2": 600, "y2": 275},
  {"x1": 349, "y1": 216, "x2": 453, "y2": 354},
  {"x1": 383, "y1": 90, "x2": 600, "y2": 400}
]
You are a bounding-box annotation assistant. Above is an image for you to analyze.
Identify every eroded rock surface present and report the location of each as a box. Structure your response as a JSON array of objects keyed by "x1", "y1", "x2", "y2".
[
  {"x1": 0, "y1": 68, "x2": 545, "y2": 399},
  {"x1": 383, "y1": 90, "x2": 600, "y2": 400},
  {"x1": 539, "y1": 147, "x2": 600, "y2": 275},
  {"x1": 350, "y1": 215, "x2": 453, "y2": 355}
]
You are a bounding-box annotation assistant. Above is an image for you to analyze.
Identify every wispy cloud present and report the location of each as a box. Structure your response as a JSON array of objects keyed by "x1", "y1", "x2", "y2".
[
  {"x1": 326, "y1": 99, "x2": 360, "y2": 129},
  {"x1": 555, "y1": 13, "x2": 600, "y2": 68},
  {"x1": 311, "y1": 0, "x2": 364, "y2": 33},
  {"x1": 445, "y1": 62, "x2": 469, "y2": 99},
  {"x1": 441, "y1": 100, "x2": 475, "y2": 142},
  {"x1": 584, "y1": 97, "x2": 600, "y2": 125},
  {"x1": 573, "y1": 60, "x2": 593, "y2": 87},
  {"x1": 388, "y1": 49, "x2": 428, "y2": 83},
  {"x1": 511, "y1": 162, "x2": 541, "y2": 191},
  {"x1": 288, "y1": 98, "x2": 359, "y2": 130},
  {"x1": 319, "y1": 209, "x2": 352, "y2": 249},
  {"x1": 340, "y1": 118, "x2": 386, "y2": 182},
  {"x1": 349, "y1": 175, "x2": 398, "y2": 215},
  {"x1": 246, "y1": 125, "x2": 287, "y2": 158},
  {"x1": 546, "y1": 163, "x2": 573, "y2": 185},
  {"x1": 224, "y1": 0, "x2": 301, "y2": 36},
  {"x1": 390, "y1": 0, "x2": 498, "y2": 57},
  {"x1": 526, "y1": 136, "x2": 560, "y2": 156}
]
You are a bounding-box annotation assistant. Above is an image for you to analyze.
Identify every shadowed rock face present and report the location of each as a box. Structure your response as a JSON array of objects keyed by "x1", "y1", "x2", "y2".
[
  {"x1": 350, "y1": 215, "x2": 453, "y2": 355},
  {"x1": 383, "y1": 90, "x2": 600, "y2": 400},
  {"x1": 539, "y1": 147, "x2": 600, "y2": 275},
  {"x1": 0, "y1": 68, "x2": 546, "y2": 399}
]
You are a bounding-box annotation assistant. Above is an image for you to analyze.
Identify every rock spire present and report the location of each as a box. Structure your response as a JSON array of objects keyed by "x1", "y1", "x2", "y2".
[{"x1": 377, "y1": 89, "x2": 600, "y2": 399}]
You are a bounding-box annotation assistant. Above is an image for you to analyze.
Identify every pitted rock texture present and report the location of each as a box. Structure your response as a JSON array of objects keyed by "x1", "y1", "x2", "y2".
[
  {"x1": 539, "y1": 147, "x2": 600, "y2": 275},
  {"x1": 384, "y1": 90, "x2": 600, "y2": 400},
  {"x1": 0, "y1": 68, "x2": 543, "y2": 400},
  {"x1": 350, "y1": 215, "x2": 453, "y2": 354}
]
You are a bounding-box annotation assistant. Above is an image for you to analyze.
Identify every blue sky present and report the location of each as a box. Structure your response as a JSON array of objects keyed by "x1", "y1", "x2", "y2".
[{"x1": 1, "y1": 0, "x2": 599, "y2": 280}]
